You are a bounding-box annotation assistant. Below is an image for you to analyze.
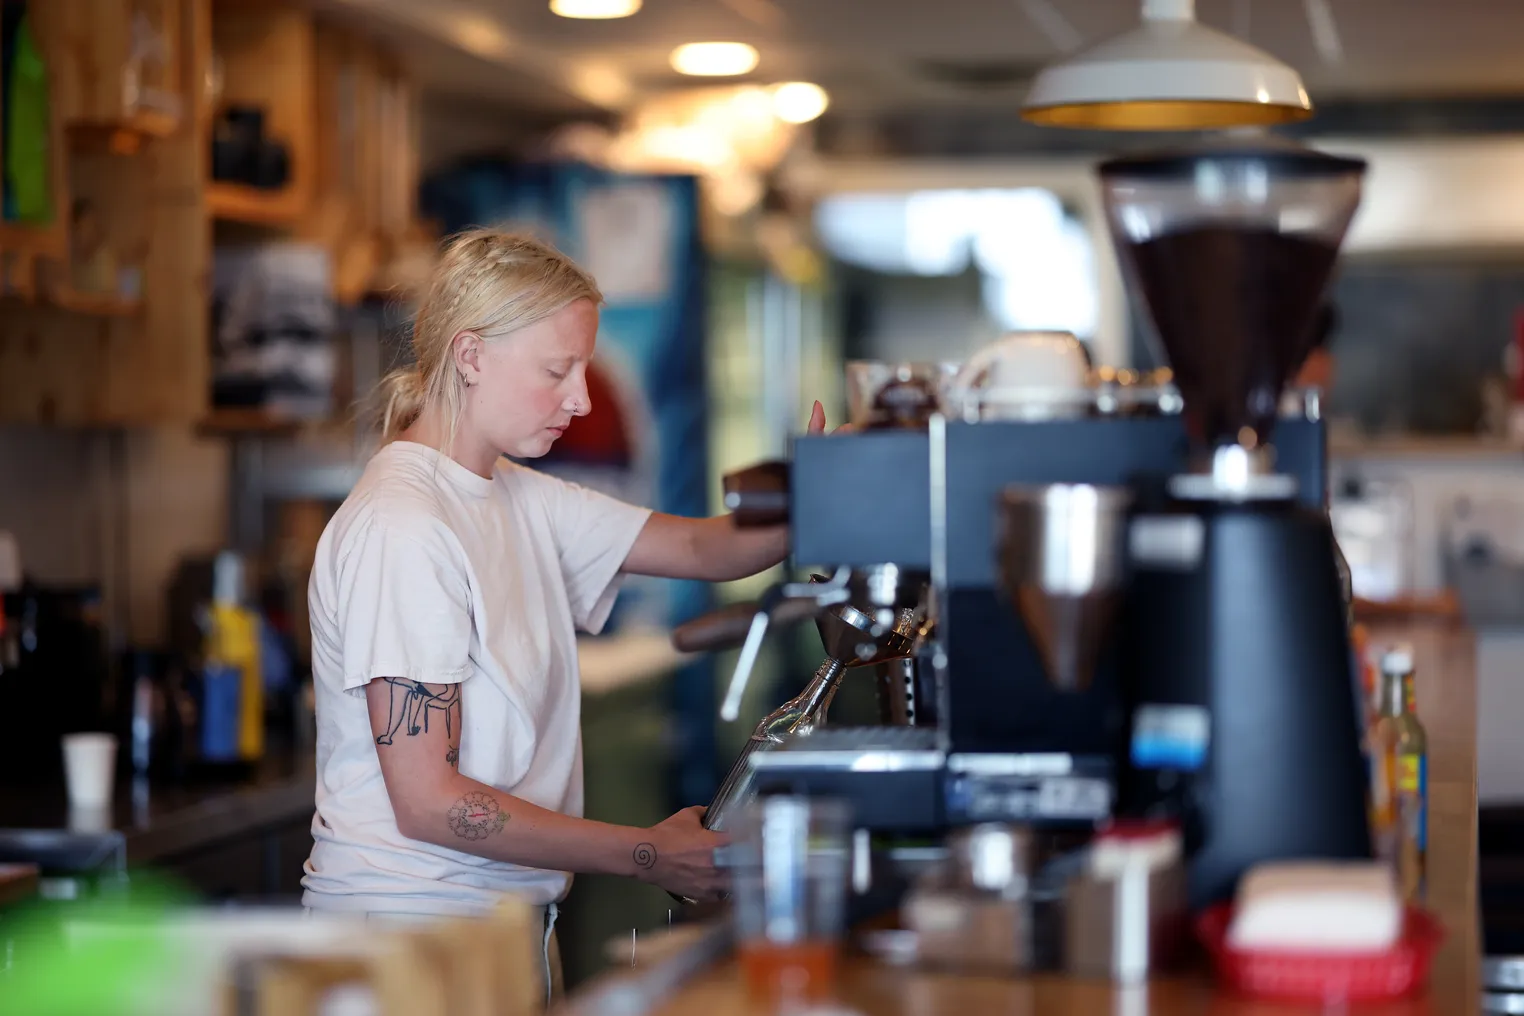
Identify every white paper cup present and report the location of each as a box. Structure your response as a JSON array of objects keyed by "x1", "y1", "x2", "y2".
[{"x1": 62, "y1": 733, "x2": 118, "y2": 810}]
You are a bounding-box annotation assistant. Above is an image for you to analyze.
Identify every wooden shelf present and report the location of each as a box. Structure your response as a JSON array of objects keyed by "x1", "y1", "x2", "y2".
[
  {"x1": 206, "y1": 182, "x2": 304, "y2": 227},
  {"x1": 49, "y1": 287, "x2": 143, "y2": 318},
  {"x1": 0, "y1": 222, "x2": 68, "y2": 261},
  {"x1": 196, "y1": 408, "x2": 319, "y2": 436},
  {"x1": 65, "y1": 111, "x2": 180, "y2": 156},
  {"x1": 0, "y1": 287, "x2": 144, "y2": 318}
]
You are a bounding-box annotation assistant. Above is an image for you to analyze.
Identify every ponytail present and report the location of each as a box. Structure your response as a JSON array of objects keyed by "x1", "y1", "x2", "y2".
[{"x1": 376, "y1": 365, "x2": 427, "y2": 441}]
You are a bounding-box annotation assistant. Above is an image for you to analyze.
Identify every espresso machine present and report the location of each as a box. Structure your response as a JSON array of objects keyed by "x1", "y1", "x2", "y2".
[{"x1": 698, "y1": 138, "x2": 1373, "y2": 909}]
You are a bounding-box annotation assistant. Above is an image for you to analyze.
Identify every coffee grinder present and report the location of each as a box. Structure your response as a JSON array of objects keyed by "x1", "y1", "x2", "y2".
[{"x1": 1098, "y1": 140, "x2": 1373, "y2": 907}]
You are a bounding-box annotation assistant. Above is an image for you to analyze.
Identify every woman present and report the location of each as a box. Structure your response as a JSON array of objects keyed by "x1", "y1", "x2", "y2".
[{"x1": 301, "y1": 229, "x2": 829, "y2": 1001}]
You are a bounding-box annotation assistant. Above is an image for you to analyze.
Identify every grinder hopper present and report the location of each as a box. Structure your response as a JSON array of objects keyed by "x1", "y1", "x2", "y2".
[
  {"x1": 998, "y1": 484, "x2": 1132, "y2": 691},
  {"x1": 1097, "y1": 138, "x2": 1366, "y2": 487}
]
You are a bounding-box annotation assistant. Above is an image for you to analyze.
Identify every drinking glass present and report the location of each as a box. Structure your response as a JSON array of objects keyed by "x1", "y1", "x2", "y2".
[{"x1": 730, "y1": 795, "x2": 851, "y2": 1005}]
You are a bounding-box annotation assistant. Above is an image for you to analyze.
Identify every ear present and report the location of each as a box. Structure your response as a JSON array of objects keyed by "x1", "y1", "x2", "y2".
[{"x1": 451, "y1": 331, "x2": 484, "y2": 384}]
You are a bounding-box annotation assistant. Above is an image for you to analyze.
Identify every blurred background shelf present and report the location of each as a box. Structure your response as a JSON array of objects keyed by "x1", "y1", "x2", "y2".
[
  {"x1": 206, "y1": 183, "x2": 305, "y2": 228},
  {"x1": 47, "y1": 287, "x2": 143, "y2": 318}
]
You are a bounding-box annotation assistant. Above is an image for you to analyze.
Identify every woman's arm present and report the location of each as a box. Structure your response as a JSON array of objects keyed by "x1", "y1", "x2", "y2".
[
  {"x1": 622, "y1": 514, "x2": 789, "y2": 582},
  {"x1": 621, "y1": 402, "x2": 842, "y2": 583},
  {"x1": 366, "y1": 676, "x2": 728, "y2": 900}
]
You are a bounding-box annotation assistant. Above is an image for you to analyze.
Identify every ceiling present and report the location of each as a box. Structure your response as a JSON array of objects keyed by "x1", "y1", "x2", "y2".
[{"x1": 329, "y1": 0, "x2": 1524, "y2": 119}]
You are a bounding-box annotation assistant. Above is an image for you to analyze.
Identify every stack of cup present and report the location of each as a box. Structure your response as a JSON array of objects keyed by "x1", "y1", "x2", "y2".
[{"x1": 63, "y1": 733, "x2": 118, "y2": 830}]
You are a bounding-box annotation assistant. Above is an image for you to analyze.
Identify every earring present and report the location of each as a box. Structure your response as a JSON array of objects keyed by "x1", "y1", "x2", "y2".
[{"x1": 460, "y1": 373, "x2": 474, "y2": 388}]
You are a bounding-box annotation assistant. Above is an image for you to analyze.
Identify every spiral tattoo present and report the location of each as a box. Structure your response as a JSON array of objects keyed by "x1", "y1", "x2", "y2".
[
  {"x1": 632, "y1": 842, "x2": 658, "y2": 870},
  {"x1": 447, "y1": 792, "x2": 508, "y2": 841}
]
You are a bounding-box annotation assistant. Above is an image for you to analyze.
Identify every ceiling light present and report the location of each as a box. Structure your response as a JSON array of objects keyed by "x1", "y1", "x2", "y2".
[
  {"x1": 772, "y1": 82, "x2": 829, "y2": 124},
  {"x1": 449, "y1": 13, "x2": 513, "y2": 60},
  {"x1": 670, "y1": 42, "x2": 759, "y2": 77},
  {"x1": 1022, "y1": 0, "x2": 1311, "y2": 131},
  {"x1": 550, "y1": 0, "x2": 641, "y2": 19}
]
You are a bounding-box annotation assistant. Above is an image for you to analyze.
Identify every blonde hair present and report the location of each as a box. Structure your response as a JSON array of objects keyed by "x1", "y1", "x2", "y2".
[{"x1": 376, "y1": 229, "x2": 603, "y2": 444}]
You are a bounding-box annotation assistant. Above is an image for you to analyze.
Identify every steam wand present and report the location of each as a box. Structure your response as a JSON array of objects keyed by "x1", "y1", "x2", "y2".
[{"x1": 718, "y1": 565, "x2": 852, "y2": 722}]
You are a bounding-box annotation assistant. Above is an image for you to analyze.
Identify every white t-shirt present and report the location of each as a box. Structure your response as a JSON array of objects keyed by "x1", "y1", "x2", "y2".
[{"x1": 301, "y1": 440, "x2": 653, "y2": 916}]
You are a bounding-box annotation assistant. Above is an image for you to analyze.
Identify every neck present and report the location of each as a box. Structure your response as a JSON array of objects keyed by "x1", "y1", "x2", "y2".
[{"x1": 400, "y1": 406, "x2": 499, "y2": 478}]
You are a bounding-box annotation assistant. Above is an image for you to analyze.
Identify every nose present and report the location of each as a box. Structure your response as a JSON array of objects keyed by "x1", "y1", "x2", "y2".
[{"x1": 564, "y1": 375, "x2": 592, "y2": 417}]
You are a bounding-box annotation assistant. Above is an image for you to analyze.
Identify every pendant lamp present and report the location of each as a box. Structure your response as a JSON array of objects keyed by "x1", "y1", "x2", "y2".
[{"x1": 1022, "y1": 0, "x2": 1312, "y2": 130}]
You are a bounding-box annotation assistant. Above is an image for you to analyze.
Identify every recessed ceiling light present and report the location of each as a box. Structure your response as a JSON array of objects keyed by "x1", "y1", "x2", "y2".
[
  {"x1": 550, "y1": 0, "x2": 641, "y2": 19},
  {"x1": 772, "y1": 82, "x2": 828, "y2": 124},
  {"x1": 670, "y1": 42, "x2": 759, "y2": 77}
]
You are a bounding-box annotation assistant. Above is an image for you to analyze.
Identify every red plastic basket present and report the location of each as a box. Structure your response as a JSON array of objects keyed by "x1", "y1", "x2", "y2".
[{"x1": 1196, "y1": 903, "x2": 1445, "y2": 1004}]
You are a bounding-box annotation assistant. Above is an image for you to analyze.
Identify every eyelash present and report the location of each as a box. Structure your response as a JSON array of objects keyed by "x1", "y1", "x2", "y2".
[{"x1": 548, "y1": 369, "x2": 567, "y2": 381}]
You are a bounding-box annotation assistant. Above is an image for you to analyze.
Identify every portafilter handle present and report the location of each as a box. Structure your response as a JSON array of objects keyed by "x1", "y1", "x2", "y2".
[
  {"x1": 723, "y1": 460, "x2": 791, "y2": 528},
  {"x1": 718, "y1": 566, "x2": 852, "y2": 722},
  {"x1": 671, "y1": 598, "x2": 821, "y2": 655}
]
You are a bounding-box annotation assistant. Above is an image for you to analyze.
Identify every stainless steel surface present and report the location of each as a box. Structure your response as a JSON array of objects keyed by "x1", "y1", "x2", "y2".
[
  {"x1": 706, "y1": 595, "x2": 925, "y2": 833},
  {"x1": 1063, "y1": 860, "x2": 1188, "y2": 984},
  {"x1": 1167, "y1": 445, "x2": 1299, "y2": 502},
  {"x1": 749, "y1": 727, "x2": 945, "y2": 772},
  {"x1": 874, "y1": 657, "x2": 918, "y2": 726},
  {"x1": 928, "y1": 412, "x2": 951, "y2": 755},
  {"x1": 852, "y1": 829, "x2": 873, "y2": 894},
  {"x1": 1486, "y1": 992, "x2": 1524, "y2": 1014},
  {"x1": 997, "y1": 484, "x2": 1132, "y2": 692},
  {"x1": 905, "y1": 823, "x2": 1035, "y2": 974},
  {"x1": 705, "y1": 656, "x2": 846, "y2": 834},
  {"x1": 1486, "y1": 957, "x2": 1524, "y2": 991}
]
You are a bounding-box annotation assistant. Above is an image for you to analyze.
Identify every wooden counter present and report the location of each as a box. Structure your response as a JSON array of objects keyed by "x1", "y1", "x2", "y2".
[{"x1": 567, "y1": 614, "x2": 1481, "y2": 1015}]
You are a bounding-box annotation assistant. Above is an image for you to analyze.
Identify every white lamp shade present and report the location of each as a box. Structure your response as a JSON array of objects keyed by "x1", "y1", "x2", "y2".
[{"x1": 1022, "y1": 14, "x2": 1312, "y2": 130}]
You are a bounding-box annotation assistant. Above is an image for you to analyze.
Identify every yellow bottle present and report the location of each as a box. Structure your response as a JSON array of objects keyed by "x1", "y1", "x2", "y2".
[{"x1": 207, "y1": 552, "x2": 263, "y2": 762}]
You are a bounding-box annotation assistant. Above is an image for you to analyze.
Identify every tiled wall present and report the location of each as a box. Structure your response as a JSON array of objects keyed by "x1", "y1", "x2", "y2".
[{"x1": 0, "y1": 427, "x2": 228, "y2": 646}]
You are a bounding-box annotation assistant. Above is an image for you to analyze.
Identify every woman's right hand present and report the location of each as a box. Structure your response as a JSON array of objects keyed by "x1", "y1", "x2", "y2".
[{"x1": 634, "y1": 806, "x2": 730, "y2": 901}]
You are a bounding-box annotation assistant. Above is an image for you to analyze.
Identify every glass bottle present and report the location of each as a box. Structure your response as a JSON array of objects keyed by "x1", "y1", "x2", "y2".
[{"x1": 1379, "y1": 647, "x2": 1428, "y2": 901}]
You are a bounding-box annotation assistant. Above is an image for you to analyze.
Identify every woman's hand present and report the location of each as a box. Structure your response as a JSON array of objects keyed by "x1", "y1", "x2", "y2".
[
  {"x1": 807, "y1": 400, "x2": 856, "y2": 435},
  {"x1": 635, "y1": 806, "x2": 730, "y2": 901}
]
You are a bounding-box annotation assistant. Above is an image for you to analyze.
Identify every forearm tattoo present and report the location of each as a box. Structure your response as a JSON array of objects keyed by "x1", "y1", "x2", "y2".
[
  {"x1": 633, "y1": 842, "x2": 657, "y2": 870},
  {"x1": 375, "y1": 678, "x2": 460, "y2": 746},
  {"x1": 448, "y1": 792, "x2": 508, "y2": 841}
]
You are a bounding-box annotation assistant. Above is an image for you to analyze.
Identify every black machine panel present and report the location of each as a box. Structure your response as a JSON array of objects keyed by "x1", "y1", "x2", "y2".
[
  {"x1": 790, "y1": 416, "x2": 1327, "y2": 580},
  {"x1": 790, "y1": 415, "x2": 1328, "y2": 759},
  {"x1": 1123, "y1": 504, "x2": 1372, "y2": 906}
]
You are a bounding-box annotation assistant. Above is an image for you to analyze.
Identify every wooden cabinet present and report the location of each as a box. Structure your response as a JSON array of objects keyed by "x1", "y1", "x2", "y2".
[
  {"x1": 55, "y1": 0, "x2": 189, "y2": 136},
  {"x1": 0, "y1": 3, "x2": 72, "y2": 268},
  {"x1": 307, "y1": 23, "x2": 420, "y2": 303},
  {"x1": 206, "y1": 4, "x2": 315, "y2": 226},
  {"x1": 0, "y1": 0, "x2": 425, "y2": 427}
]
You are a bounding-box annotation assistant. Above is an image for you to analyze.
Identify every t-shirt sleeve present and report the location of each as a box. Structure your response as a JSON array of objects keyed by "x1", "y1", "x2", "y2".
[
  {"x1": 334, "y1": 518, "x2": 474, "y2": 693},
  {"x1": 539, "y1": 476, "x2": 653, "y2": 634}
]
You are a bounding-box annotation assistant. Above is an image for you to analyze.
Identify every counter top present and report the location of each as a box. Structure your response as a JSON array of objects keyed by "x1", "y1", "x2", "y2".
[
  {"x1": 1332, "y1": 433, "x2": 1524, "y2": 462},
  {"x1": 639, "y1": 953, "x2": 1470, "y2": 1015},
  {"x1": 0, "y1": 749, "x2": 315, "y2": 864}
]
